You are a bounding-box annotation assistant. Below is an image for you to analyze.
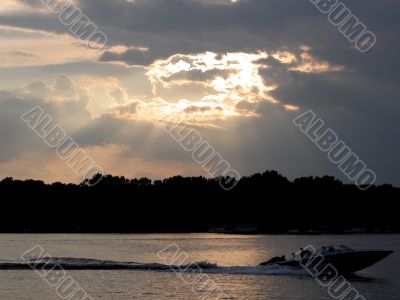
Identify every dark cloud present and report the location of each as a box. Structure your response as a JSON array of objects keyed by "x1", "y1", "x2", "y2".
[
  {"x1": 183, "y1": 105, "x2": 222, "y2": 113},
  {"x1": 0, "y1": 0, "x2": 399, "y2": 185},
  {"x1": 99, "y1": 48, "x2": 155, "y2": 66}
]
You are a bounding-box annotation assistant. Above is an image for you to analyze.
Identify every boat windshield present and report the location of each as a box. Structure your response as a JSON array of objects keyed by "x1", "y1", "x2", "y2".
[{"x1": 317, "y1": 245, "x2": 353, "y2": 255}]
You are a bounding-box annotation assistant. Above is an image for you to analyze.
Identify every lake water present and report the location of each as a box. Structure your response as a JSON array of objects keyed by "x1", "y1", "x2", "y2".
[{"x1": 0, "y1": 234, "x2": 399, "y2": 299}]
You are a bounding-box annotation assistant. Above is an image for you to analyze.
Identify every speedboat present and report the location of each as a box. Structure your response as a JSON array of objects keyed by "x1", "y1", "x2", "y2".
[{"x1": 259, "y1": 245, "x2": 393, "y2": 274}]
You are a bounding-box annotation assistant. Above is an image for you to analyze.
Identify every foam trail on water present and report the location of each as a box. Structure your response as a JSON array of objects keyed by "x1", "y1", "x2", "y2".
[{"x1": 0, "y1": 257, "x2": 309, "y2": 276}]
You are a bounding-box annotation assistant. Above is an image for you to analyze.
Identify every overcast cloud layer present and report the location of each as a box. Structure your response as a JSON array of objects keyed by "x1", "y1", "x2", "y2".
[{"x1": 0, "y1": 0, "x2": 399, "y2": 185}]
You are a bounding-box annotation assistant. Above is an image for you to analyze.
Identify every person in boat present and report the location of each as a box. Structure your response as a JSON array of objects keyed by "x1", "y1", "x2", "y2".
[{"x1": 300, "y1": 247, "x2": 312, "y2": 258}]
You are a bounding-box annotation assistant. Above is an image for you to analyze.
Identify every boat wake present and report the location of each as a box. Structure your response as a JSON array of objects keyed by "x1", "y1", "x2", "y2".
[{"x1": 0, "y1": 257, "x2": 309, "y2": 276}]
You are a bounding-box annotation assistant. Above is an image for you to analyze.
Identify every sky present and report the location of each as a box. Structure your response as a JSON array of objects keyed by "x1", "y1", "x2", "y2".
[{"x1": 0, "y1": 0, "x2": 399, "y2": 185}]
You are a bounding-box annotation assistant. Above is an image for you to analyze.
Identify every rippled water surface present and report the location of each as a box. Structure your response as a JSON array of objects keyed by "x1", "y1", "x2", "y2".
[{"x1": 0, "y1": 234, "x2": 399, "y2": 299}]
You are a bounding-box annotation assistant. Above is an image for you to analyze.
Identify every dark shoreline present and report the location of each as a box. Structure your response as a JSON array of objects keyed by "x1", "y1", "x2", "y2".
[
  {"x1": 1, "y1": 231, "x2": 399, "y2": 235},
  {"x1": 1, "y1": 171, "x2": 399, "y2": 233}
]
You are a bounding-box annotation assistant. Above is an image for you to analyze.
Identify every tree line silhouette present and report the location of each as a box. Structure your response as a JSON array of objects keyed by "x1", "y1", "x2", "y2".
[{"x1": 1, "y1": 171, "x2": 399, "y2": 233}]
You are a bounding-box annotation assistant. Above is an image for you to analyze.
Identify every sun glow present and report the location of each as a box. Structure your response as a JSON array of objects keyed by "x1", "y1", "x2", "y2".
[
  {"x1": 145, "y1": 51, "x2": 277, "y2": 122},
  {"x1": 118, "y1": 47, "x2": 344, "y2": 125}
]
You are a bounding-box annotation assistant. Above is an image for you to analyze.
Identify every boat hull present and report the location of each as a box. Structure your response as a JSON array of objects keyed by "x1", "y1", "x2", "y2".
[{"x1": 267, "y1": 250, "x2": 394, "y2": 274}]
